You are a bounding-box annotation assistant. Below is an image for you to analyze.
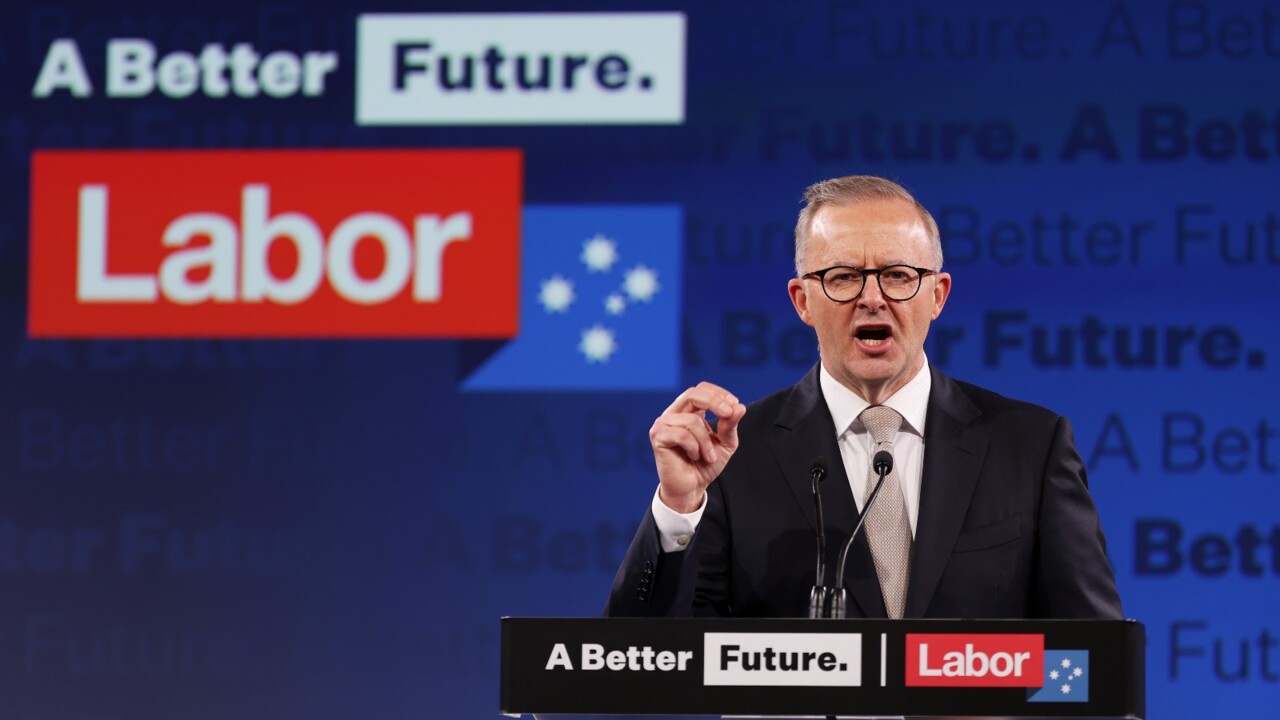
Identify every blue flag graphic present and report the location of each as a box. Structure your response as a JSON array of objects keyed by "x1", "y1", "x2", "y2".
[
  {"x1": 1027, "y1": 649, "x2": 1089, "y2": 703},
  {"x1": 462, "y1": 205, "x2": 682, "y2": 391}
]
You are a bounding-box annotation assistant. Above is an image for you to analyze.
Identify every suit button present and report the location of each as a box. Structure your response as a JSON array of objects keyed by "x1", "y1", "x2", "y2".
[{"x1": 637, "y1": 559, "x2": 655, "y2": 600}]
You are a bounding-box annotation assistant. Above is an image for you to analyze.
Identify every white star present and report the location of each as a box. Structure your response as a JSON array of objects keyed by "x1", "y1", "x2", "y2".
[
  {"x1": 623, "y1": 264, "x2": 660, "y2": 302},
  {"x1": 1049, "y1": 670, "x2": 1060, "y2": 680},
  {"x1": 580, "y1": 234, "x2": 619, "y2": 272},
  {"x1": 1061, "y1": 658, "x2": 1072, "y2": 669},
  {"x1": 1072, "y1": 666, "x2": 1083, "y2": 678},
  {"x1": 579, "y1": 324, "x2": 617, "y2": 363},
  {"x1": 538, "y1": 275, "x2": 575, "y2": 313},
  {"x1": 605, "y1": 293, "x2": 627, "y2": 315},
  {"x1": 1061, "y1": 683, "x2": 1072, "y2": 694}
]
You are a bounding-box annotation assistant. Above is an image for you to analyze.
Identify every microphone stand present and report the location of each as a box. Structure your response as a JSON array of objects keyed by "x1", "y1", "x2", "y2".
[
  {"x1": 830, "y1": 450, "x2": 893, "y2": 619},
  {"x1": 807, "y1": 460, "x2": 829, "y2": 618}
]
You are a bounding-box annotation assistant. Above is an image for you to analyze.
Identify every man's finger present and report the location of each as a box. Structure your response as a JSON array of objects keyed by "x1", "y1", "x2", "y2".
[
  {"x1": 714, "y1": 403, "x2": 747, "y2": 451},
  {"x1": 663, "y1": 383, "x2": 740, "y2": 419},
  {"x1": 651, "y1": 415, "x2": 717, "y2": 463}
]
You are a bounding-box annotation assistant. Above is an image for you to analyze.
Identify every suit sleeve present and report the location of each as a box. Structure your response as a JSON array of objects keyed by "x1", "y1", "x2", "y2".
[
  {"x1": 603, "y1": 506, "x2": 697, "y2": 616},
  {"x1": 604, "y1": 482, "x2": 733, "y2": 617},
  {"x1": 1033, "y1": 416, "x2": 1125, "y2": 619}
]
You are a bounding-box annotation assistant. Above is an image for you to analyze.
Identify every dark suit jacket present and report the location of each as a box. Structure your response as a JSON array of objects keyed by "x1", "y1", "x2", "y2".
[{"x1": 606, "y1": 364, "x2": 1123, "y2": 619}]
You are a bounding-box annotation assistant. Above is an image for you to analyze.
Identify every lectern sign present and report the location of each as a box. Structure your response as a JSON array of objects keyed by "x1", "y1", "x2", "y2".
[
  {"x1": 500, "y1": 618, "x2": 1146, "y2": 718},
  {"x1": 905, "y1": 633, "x2": 1045, "y2": 687},
  {"x1": 704, "y1": 632, "x2": 862, "y2": 687}
]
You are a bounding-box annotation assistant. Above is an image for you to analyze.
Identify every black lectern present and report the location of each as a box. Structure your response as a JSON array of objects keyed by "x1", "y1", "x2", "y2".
[{"x1": 501, "y1": 618, "x2": 1144, "y2": 718}]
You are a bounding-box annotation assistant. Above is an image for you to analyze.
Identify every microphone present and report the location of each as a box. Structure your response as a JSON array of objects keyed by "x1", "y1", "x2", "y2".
[
  {"x1": 831, "y1": 450, "x2": 893, "y2": 619},
  {"x1": 807, "y1": 457, "x2": 830, "y2": 619},
  {"x1": 873, "y1": 449, "x2": 892, "y2": 476}
]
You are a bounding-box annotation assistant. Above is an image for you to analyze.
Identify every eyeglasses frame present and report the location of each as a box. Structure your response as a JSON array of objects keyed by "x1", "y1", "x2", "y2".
[{"x1": 801, "y1": 264, "x2": 938, "y2": 304}]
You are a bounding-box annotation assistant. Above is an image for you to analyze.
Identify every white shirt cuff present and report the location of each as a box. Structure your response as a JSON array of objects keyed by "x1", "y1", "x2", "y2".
[{"x1": 650, "y1": 486, "x2": 705, "y2": 553}]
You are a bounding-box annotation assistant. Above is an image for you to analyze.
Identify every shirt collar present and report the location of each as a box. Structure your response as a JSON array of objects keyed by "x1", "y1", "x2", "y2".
[{"x1": 819, "y1": 357, "x2": 932, "y2": 438}]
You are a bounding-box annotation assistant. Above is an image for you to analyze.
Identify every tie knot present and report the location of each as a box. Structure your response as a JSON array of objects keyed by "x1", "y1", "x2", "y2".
[{"x1": 859, "y1": 405, "x2": 903, "y2": 445}]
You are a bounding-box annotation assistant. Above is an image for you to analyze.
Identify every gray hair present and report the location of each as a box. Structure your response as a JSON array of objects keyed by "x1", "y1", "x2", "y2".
[{"x1": 793, "y1": 175, "x2": 943, "y2": 276}]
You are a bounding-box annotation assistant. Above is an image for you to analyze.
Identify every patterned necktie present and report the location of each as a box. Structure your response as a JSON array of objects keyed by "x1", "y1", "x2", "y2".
[{"x1": 858, "y1": 405, "x2": 912, "y2": 619}]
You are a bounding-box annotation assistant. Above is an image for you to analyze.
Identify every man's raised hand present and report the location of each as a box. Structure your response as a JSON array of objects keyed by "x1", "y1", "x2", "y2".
[{"x1": 648, "y1": 382, "x2": 747, "y2": 513}]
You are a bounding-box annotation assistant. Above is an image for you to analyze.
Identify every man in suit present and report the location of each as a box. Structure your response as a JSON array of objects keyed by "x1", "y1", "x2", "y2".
[{"x1": 606, "y1": 175, "x2": 1122, "y2": 619}]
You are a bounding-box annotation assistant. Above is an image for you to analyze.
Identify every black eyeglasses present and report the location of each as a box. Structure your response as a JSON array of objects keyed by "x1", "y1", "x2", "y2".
[{"x1": 802, "y1": 265, "x2": 937, "y2": 303}]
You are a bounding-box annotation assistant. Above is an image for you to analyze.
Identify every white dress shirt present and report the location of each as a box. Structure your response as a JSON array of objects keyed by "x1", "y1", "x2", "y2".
[
  {"x1": 819, "y1": 359, "x2": 930, "y2": 537},
  {"x1": 652, "y1": 359, "x2": 932, "y2": 551}
]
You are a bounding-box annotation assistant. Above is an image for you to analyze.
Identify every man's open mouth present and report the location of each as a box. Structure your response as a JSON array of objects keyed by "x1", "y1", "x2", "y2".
[{"x1": 856, "y1": 326, "x2": 891, "y2": 347}]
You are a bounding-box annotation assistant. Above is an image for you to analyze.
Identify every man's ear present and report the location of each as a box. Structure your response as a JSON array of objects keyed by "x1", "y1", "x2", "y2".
[
  {"x1": 930, "y1": 272, "x2": 951, "y2": 320},
  {"x1": 788, "y1": 278, "x2": 814, "y2": 327}
]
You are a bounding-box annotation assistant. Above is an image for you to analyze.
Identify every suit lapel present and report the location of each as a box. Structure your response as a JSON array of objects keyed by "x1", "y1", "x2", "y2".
[
  {"x1": 774, "y1": 366, "x2": 886, "y2": 618},
  {"x1": 905, "y1": 366, "x2": 988, "y2": 618}
]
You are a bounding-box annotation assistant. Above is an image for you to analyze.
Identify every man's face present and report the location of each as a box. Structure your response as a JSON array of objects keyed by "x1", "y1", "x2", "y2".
[{"x1": 787, "y1": 198, "x2": 951, "y2": 404}]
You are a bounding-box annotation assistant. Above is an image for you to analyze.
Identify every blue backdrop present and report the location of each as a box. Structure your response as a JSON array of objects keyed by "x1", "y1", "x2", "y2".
[{"x1": 5, "y1": 1, "x2": 1279, "y2": 718}]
